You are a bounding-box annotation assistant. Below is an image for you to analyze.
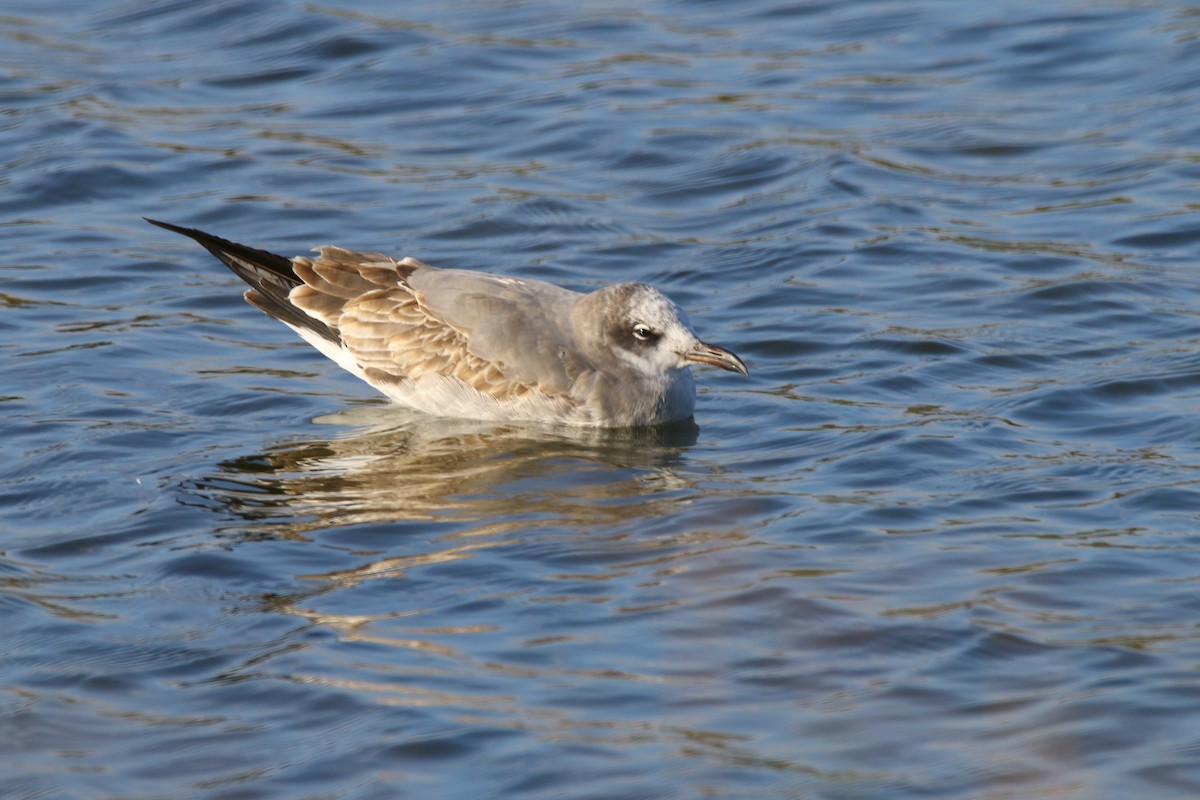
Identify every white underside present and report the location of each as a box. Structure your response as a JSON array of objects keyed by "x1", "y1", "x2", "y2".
[{"x1": 288, "y1": 324, "x2": 694, "y2": 427}]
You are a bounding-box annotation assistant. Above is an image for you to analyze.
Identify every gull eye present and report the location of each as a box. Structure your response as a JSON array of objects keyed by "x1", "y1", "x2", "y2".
[{"x1": 632, "y1": 323, "x2": 658, "y2": 342}]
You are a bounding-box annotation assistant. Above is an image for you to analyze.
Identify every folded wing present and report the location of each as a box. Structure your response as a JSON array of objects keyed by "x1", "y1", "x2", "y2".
[{"x1": 148, "y1": 219, "x2": 596, "y2": 406}]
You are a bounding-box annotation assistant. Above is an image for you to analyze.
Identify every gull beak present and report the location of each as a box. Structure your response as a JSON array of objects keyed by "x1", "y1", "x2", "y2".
[{"x1": 682, "y1": 340, "x2": 748, "y2": 376}]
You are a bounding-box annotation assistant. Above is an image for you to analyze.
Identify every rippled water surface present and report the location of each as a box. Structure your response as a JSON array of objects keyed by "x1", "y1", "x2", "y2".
[{"x1": 5, "y1": 1, "x2": 1200, "y2": 797}]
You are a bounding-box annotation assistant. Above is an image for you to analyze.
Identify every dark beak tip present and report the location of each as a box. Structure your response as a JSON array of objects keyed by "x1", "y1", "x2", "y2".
[{"x1": 686, "y1": 342, "x2": 749, "y2": 377}]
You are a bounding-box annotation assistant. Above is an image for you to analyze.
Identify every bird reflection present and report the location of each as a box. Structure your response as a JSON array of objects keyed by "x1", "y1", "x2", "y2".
[
  {"x1": 184, "y1": 406, "x2": 743, "y2": 739},
  {"x1": 187, "y1": 403, "x2": 701, "y2": 541}
]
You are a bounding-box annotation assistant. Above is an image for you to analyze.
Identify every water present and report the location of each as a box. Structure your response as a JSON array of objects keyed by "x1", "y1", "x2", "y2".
[{"x1": 4, "y1": 0, "x2": 1200, "y2": 797}]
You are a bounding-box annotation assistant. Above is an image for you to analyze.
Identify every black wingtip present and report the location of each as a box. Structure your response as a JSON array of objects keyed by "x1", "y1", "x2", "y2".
[
  {"x1": 144, "y1": 217, "x2": 189, "y2": 235},
  {"x1": 145, "y1": 217, "x2": 297, "y2": 281},
  {"x1": 147, "y1": 217, "x2": 341, "y2": 346},
  {"x1": 144, "y1": 217, "x2": 220, "y2": 243}
]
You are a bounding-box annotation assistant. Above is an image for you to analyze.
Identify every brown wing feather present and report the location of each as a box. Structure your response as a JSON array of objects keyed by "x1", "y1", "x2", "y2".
[
  {"x1": 288, "y1": 248, "x2": 542, "y2": 400},
  {"x1": 150, "y1": 221, "x2": 582, "y2": 410}
]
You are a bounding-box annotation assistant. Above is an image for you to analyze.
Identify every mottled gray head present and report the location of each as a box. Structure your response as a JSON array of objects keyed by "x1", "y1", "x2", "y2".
[{"x1": 578, "y1": 282, "x2": 747, "y2": 378}]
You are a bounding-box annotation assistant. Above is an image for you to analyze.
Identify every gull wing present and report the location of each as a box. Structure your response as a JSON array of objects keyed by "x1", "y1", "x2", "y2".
[
  {"x1": 291, "y1": 249, "x2": 591, "y2": 399},
  {"x1": 147, "y1": 219, "x2": 594, "y2": 402},
  {"x1": 405, "y1": 268, "x2": 591, "y2": 395}
]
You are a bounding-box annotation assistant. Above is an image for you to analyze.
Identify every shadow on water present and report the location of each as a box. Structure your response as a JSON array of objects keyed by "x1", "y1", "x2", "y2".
[{"x1": 184, "y1": 403, "x2": 703, "y2": 539}]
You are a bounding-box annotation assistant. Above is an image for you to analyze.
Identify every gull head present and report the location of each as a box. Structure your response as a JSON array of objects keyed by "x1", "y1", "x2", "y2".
[{"x1": 578, "y1": 283, "x2": 747, "y2": 379}]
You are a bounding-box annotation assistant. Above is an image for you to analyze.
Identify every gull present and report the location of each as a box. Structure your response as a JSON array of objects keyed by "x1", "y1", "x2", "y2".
[{"x1": 147, "y1": 219, "x2": 747, "y2": 427}]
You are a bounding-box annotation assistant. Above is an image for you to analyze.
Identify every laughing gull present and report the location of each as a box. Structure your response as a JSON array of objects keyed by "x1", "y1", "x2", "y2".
[{"x1": 147, "y1": 219, "x2": 747, "y2": 427}]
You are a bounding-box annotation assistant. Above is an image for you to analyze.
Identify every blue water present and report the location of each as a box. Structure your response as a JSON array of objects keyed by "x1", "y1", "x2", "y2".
[{"x1": 4, "y1": 1, "x2": 1200, "y2": 797}]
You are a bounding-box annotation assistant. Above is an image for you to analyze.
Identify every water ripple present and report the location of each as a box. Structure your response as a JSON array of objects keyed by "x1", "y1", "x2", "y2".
[{"x1": 5, "y1": 0, "x2": 1200, "y2": 797}]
